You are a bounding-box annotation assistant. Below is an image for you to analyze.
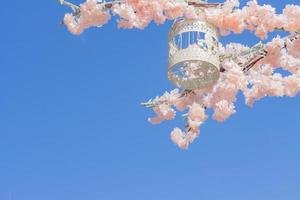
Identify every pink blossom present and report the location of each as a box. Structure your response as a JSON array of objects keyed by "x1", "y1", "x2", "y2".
[
  {"x1": 286, "y1": 38, "x2": 300, "y2": 59},
  {"x1": 188, "y1": 103, "x2": 206, "y2": 122},
  {"x1": 112, "y1": 3, "x2": 137, "y2": 29},
  {"x1": 261, "y1": 37, "x2": 285, "y2": 67},
  {"x1": 174, "y1": 95, "x2": 195, "y2": 111},
  {"x1": 170, "y1": 128, "x2": 188, "y2": 149},
  {"x1": 267, "y1": 75, "x2": 285, "y2": 97},
  {"x1": 205, "y1": 0, "x2": 243, "y2": 36},
  {"x1": 187, "y1": 119, "x2": 201, "y2": 132},
  {"x1": 243, "y1": 1, "x2": 279, "y2": 39},
  {"x1": 184, "y1": 6, "x2": 198, "y2": 20},
  {"x1": 184, "y1": 130, "x2": 199, "y2": 144},
  {"x1": 244, "y1": 85, "x2": 265, "y2": 107},
  {"x1": 283, "y1": 75, "x2": 300, "y2": 97},
  {"x1": 64, "y1": 0, "x2": 110, "y2": 35},
  {"x1": 64, "y1": 14, "x2": 84, "y2": 35},
  {"x1": 148, "y1": 104, "x2": 176, "y2": 124},
  {"x1": 213, "y1": 100, "x2": 236, "y2": 122},
  {"x1": 170, "y1": 127, "x2": 200, "y2": 149},
  {"x1": 283, "y1": 5, "x2": 300, "y2": 32},
  {"x1": 162, "y1": 0, "x2": 187, "y2": 19},
  {"x1": 279, "y1": 53, "x2": 300, "y2": 73}
]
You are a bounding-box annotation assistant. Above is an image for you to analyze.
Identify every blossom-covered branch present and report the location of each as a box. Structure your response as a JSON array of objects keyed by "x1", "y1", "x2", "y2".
[
  {"x1": 144, "y1": 33, "x2": 300, "y2": 149},
  {"x1": 58, "y1": 0, "x2": 300, "y2": 149},
  {"x1": 60, "y1": 0, "x2": 300, "y2": 39}
]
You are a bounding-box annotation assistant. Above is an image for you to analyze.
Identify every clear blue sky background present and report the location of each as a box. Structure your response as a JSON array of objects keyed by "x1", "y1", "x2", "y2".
[{"x1": 0, "y1": 0, "x2": 299, "y2": 199}]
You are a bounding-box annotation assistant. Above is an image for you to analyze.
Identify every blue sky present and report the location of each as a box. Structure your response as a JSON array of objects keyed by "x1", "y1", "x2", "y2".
[{"x1": 0, "y1": 0, "x2": 299, "y2": 199}]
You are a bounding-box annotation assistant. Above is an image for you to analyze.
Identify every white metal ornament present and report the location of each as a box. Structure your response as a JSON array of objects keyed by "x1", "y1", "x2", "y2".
[{"x1": 168, "y1": 8, "x2": 220, "y2": 90}]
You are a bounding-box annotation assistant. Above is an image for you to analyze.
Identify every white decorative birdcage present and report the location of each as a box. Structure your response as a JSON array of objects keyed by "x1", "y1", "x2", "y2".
[{"x1": 168, "y1": 2, "x2": 220, "y2": 90}]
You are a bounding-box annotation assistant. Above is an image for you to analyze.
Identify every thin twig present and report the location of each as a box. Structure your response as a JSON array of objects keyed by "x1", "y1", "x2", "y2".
[
  {"x1": 188, "y1": 2, "x2": 223, "y2": 8},
  {"x1": 59, "y1": 0, "x2": 80, "y2": 11}
]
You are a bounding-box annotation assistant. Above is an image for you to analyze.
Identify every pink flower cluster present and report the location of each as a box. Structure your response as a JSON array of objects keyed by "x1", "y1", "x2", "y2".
[
  {"x1": 206, "y1": 0, "x2": 278, "y2": 38},
  {"x1": 170, "y1": 103, "x2": 207, "y2": 149},
  {"x1": 63, "y1": 0, "x2": 300, "y2": 38},
  {"x1": 148, "y1": 104, "x2": 176, "y2": 124},
  {"x1": 205, "y1": 0, "x2": 300, "y2": 39},
  {"x1": 112, "y1": 0, "x2": 197, "y2": 29},
  {"x1": 64, "y1": 0, "x2": 110, "y2": 35},
  {"x1": 147, "y1": 36, "x2": 300, "y2": 149}
]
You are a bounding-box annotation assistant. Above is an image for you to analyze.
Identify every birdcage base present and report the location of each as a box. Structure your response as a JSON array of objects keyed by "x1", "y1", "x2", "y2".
[{"x1": 168, "y1": 60, "x2": 220, "y2": 90}]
